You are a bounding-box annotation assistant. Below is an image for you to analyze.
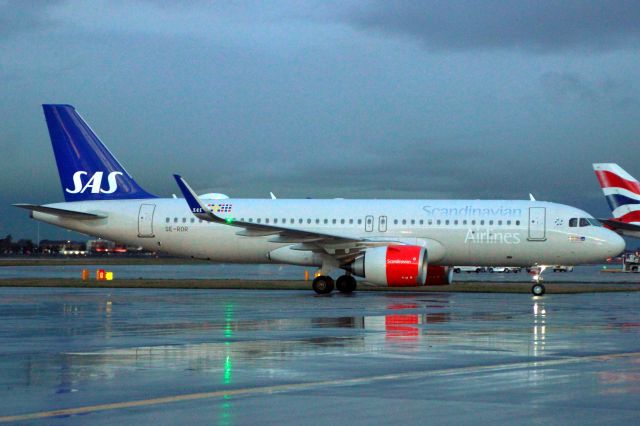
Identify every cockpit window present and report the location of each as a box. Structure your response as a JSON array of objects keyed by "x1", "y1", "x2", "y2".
[
  {"x1": 569, "y1": 218, "x2": 577, "y2": 227},
  {"x1": 579, "y1": 218, "x2": 590, "y2": 227},
  {"x1": 587, "y1": 218, "x2": 602, "y2": 227}
]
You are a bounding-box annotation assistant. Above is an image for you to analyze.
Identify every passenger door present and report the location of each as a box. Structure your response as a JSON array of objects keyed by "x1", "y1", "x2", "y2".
[
  {"x1": 528, "y1": 207, "x2": 546, "y2": 241},
  {"x1": 138, "y1": 204, "x2": 156, "y2": 238}
]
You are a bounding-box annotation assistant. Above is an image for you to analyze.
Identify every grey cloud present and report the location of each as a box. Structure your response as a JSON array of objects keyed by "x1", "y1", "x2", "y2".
[
  {"x1": 0, "y1": 0, "x2": 63, "y2": 40},
  {"x1": 540, "y1": 72, "x2": 639, "y2": 109},
  {"x1": 342, "y1": 0, "x2": 640, "y2": 52}
]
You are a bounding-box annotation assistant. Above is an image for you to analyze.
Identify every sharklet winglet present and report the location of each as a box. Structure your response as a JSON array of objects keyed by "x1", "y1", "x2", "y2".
[{"x1": 173, "y1": 175, "x2": 225, "y2": 223}]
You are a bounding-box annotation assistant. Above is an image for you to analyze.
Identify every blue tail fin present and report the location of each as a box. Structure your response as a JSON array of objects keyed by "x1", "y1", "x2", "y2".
[{"x1": 43, "y1": 104, "x2": 156, "y2": 202}]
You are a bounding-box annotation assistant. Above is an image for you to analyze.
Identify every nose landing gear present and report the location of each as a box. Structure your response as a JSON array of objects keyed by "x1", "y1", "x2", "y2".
[{"x1": 529, "y1": 265, "x2": 547, "y2": 296}]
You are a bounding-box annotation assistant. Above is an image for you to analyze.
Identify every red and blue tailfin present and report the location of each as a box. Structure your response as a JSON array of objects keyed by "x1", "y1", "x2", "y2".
[
  {"x1": 593, "y1": 163, "x2": 640, "y2": 225},
  {"x1": 43, "y1": 104, "x2": 156, "y2": 202}
]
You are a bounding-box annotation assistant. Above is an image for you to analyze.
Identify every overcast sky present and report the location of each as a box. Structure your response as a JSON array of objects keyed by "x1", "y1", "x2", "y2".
[{"x1": 1, "y1": 0, "x2": 640, "y2": 241}]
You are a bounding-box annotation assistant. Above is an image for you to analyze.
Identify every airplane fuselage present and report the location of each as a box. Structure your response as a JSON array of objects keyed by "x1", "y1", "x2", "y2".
[{"x1": 33, "y1": 198, "x2": 620, "y2": 267}]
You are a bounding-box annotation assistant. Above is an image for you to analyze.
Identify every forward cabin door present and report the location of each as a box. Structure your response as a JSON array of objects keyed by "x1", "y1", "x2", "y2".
[
  {"x1": 528, "y1": 207, "x2": 546, "y2": 241},
  {"x1": 138, "y1": 204, "x2": 156, "y2": 238}
]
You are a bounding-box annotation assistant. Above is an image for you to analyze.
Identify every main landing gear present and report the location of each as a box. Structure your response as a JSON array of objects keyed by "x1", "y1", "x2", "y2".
[{"x1": 312, "y1": 275, "x2": 357, "y2": 295}]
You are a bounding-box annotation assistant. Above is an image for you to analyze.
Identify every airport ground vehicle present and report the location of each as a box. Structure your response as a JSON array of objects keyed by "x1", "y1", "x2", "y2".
[
  {"x1": 552, "y1": 265, "x2": 574, "y2": 272},
  {"x1": 15, "y1": 105, "x2": 625, "y2": 296},
  {"x1": 487, "y1": 266, "x2": 521, "y2": 273},
  {"x1": 453, "y1": 266, "x2": 485, "y2": 273},
  {"x1": 454, "y1": 266, "x2": 521, "y2": 273},
  {"x1": 622, "y1": 252, "x2": 640, "y2": 272}
]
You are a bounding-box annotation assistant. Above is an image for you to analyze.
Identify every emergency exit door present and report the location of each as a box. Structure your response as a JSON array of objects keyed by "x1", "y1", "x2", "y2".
[
  {"x1": 138, "y1": 204, "x2": 156, "y2": 238},
  {"x1": 365, "y1": 215, "x2": 374, "y2": 232}
]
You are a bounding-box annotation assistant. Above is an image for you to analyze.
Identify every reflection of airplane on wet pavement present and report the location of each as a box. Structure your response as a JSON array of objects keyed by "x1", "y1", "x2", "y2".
[{"x1": 15, "y1": 105, "x2": 624, "y2": 296}]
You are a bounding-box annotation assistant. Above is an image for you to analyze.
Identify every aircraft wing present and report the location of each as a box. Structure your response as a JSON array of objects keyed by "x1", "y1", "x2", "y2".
[
  {"x1": 173, "y1": 175, "x2": 415, "y2": 261},
  {"x1": 13, "y1": 204, "x2": 107, "y2": 220}
]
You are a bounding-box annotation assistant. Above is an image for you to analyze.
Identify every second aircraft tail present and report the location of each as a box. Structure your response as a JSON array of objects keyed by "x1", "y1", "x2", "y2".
[{"x1": 593, "y1": 163, "x2": 640, "y2": 225}]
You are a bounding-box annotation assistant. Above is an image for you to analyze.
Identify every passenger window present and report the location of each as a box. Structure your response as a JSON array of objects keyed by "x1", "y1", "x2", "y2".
[
  {"x1": 265, "y1": 218, "x2": 270, "y2": 224},
  {"x1": 419, "y1": 219, "x2": 424, "y2": 225},
  {"x1": 394, "y1": 219, "x2": 398, "y2": 225},
  {"x1": 333, "y1": 219, "x2": 337, "y2": 224},
  {"x1": 445, "y1": 220, "x2": 450, "y2": 225},
  {"x1": 437, "y1": 220, "x2": 441, "y2": 225},
  {"x1": 274, "y1": 218, "x2": 278, "y2": 224},
  {"x1": 324, "y1": 219, "x2": 328, "y2": 224},
  {"x1": 248, "y1": 218, "x2": 253, "y2": 223},
  {"x1": 428, "y1": 220, "x2": 433, "y2": 225},
  {"x1": 579, "y1": 218, "x2": 590, "y2": 227},
  {"x1": 341, "y1": 219, "x2": 345, "y2": 224},
  {"x1": 480, "y1": 220, "x2": 484, "y2": 225},
  {"x1": 257, "y1": 218, "x2": 261, "y2": 223},
  {"x1": 190, "y1": 218, "x2": 195, "y2": 223},
  {"x1": 410, "y1": 219, "x2": 415, "y2": 225},
  {"x1": 498, "y1": 220, "x2": 502, "y2": 225},
  {"x1": 516, "y1": 220, "x2": 520, "y2": 226},
  {"x1": 358, "y1": 219, "x2": 362, "y2": 225},
  {"x1": 402, "y1": 219, "x2": 407, "y2": 225},
  {"x1": 290, "y1": 219, "x2": 294, "y2": 224},
  {"x1": 299, "y1": 219, "x2": 303, "y2": 224},
  {"x1": 165, "y1": 217, "x2": 170, "y2": 223},
  {"x1": 349, "y1": 219, "x2": 353, "y2": 224},
  {"x1": 182, "y1": 218, "x2": 187, "y2": 223},
  {"x1": 307, "y1": 219, "x2": 312, "y2": 224},
  {"x1": 174, "y1": 218, "x2": 178, "y2": 223},
  {"x1": 506, "y1": 220, "x2": 511, "y2": 225},
  {"x1": 454, "y1": 220, "x2": 458, "y2": 225},
  {"x1": 489, "y1": 220, "x2": 493, "y2": 225},
  {"x1": 471, "y1": 220, "x2": 476, "y2": 225},
  {"x1": 569, "y1": 218, "x2": 577, "y2": 227},
  {"x1": 463, "y1": 220, "x2": 467, "y2": 225}
]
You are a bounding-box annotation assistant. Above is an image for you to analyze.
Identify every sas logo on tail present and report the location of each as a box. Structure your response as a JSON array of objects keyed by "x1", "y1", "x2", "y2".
[{"x1": 66, "y1": 171, "x2": 123, "y2": 194}]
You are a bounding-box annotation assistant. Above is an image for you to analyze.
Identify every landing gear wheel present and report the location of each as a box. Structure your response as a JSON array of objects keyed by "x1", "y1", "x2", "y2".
[
  {"x1": 336, "y1": 275, "x2": 357, "y2": 293},
  {"x1": 312, "y1": 276, "x2": 335, "y2": 294},
  {"x1": 531, "y1": 283, "x2": 545, "y2": 296}
]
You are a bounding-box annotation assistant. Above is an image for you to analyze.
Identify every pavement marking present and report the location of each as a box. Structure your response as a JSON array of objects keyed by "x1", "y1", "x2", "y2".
[{"x1": 2, "y1": 351, "x2": 639, "y2": 423}]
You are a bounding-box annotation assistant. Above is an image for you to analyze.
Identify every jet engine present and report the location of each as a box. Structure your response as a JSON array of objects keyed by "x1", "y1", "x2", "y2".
[{"x1": 347, "y1": 245, "x2": 428, "y2": 287}]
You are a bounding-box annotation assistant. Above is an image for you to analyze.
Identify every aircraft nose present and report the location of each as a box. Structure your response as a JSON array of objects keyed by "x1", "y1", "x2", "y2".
[{"x1": 605, "y1": 231, "x2": 625, "y2": 258}]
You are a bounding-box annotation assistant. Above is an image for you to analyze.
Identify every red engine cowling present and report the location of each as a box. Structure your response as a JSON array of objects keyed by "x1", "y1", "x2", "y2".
[
  {"x1": 425, "y1": 266, "x2": 453, "y2": 285},
  {"x1": 349, "y1": 245, "x2": 428, "y2": 287}
]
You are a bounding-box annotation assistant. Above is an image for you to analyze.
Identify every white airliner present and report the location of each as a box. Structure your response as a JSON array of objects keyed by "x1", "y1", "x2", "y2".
[{"x1": 15, "y1": 105, "x2": 624, "y2": 296}]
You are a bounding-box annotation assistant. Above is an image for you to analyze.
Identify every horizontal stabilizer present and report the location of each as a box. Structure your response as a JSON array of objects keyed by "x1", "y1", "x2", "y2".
[
  {"x1": 13, "y1": 204, "x2": 107, "y2": 220},
  {"x1": 600, "y1": 218, "x2": 640, "y2": 232}
]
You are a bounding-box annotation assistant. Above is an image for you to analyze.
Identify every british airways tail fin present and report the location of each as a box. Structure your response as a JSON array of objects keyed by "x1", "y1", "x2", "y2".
[
  {"x1": 43, "y1": 104, "x2": 156, "y2": 202},
  {"x1": 593, "y1": 163, "x2": 640, "y2": 224}
]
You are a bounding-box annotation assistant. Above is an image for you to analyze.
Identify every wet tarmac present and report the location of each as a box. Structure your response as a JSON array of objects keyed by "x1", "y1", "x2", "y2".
[{"x1": 1, "y1": 288, "x2": 639, "y2": 424}]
